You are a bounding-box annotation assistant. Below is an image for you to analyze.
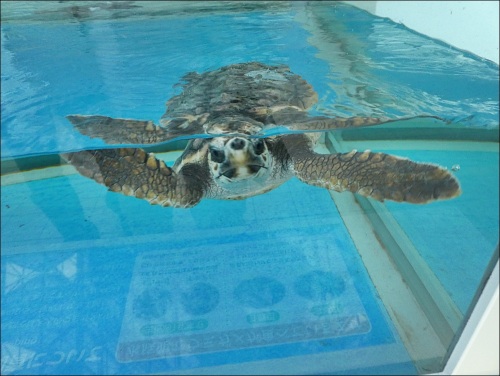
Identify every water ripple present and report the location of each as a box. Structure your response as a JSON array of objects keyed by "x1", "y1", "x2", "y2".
[{"x1": 1, "y1": 2, "x2": 498, "y2": 159}]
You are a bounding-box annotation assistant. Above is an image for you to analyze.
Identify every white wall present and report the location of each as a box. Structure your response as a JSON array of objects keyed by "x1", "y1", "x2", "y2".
[{"x1": 343, "y1": 1, "x2": 499, "y2": 64}]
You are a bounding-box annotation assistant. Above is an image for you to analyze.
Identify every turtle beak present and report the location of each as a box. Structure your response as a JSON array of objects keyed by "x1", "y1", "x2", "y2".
[
  {"x1": 248, "y1": 164, "x2": 263, "y2": 173},
  {"x1": 220, "y1": 168, "x2": 237, "y2": 179},
  {"x1": 219, "y1": 164, "x2": 265, "y2": 180}
]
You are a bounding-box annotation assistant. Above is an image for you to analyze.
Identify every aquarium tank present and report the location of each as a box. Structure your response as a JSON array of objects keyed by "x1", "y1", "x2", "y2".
[{"x1": 1, "y1": 1, "x2": 498, "y2": 375}]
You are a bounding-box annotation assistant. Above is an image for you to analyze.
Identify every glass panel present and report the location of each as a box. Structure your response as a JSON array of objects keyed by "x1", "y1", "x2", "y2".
[{"x1": 1, "y1": 2, "x2": 498, "y2": 375}]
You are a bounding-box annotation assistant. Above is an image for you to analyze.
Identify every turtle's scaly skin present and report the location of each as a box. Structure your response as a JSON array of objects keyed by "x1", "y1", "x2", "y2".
[
  {"x1": 281, "y1": 134, "x2": 460, "y2": 204},
  {"x1": 63, "y1": 148, "x2": 207, "y2": 208},
  {"x1": 66, "y1": 116, "x2": 170, "y2": 145},
  {"x1": 62, "y1": 62, "x2": 461, "y2": 207},
  {"x1": 62, "y1": 133, "x2": 460, "y2": 207},
  {"x1": 67, "y1": 61, "x2": 444, "y2": 145}
]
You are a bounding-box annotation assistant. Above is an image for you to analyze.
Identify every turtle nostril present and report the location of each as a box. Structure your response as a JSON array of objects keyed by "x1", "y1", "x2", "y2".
[{"x1": 230, "y1": 138, "x2": 246, "y2": 150}]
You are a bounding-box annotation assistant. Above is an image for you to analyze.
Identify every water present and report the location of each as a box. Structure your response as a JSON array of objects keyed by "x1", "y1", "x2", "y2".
[{"x1": 1, "y1": 2, "x2": 499, "y2": 375}]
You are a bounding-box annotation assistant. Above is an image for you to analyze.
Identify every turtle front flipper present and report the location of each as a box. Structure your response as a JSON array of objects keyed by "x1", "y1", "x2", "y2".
[
  {"x1": 264, "y1": 108, "x2": 443, "y2": 132},
  {"x1": 284, "y1": 134, "x2": 461, "y2": 204},
  {"x1": 67, "y1": 115, "x2": 171, "y2": 145},
  {"x1": 62, "y1": 148, "x2": 206, "y2": 208}
]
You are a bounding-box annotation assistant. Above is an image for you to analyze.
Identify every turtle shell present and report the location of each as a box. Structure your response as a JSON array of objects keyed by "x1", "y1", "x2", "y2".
[{"x1": 160, "y1": 62, "x2": 318, "y2": 132}]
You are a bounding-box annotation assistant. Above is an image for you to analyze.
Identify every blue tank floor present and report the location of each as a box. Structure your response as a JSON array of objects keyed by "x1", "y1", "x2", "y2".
[{"x1": 1, "y1": 170, "x2": 415, "y2": 375}]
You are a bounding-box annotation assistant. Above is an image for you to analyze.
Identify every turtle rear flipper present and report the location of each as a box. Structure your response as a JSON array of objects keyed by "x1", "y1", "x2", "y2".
[
  {"x1": 288, "y1": 114, "x2": 444, "y2": 132},
  {"x1": 62, "y1": 148, "x2": 206, "y2": 208},
  {"x1": 66, "y1": 115, "x2": 172, "y2": 145},
  {"x1": 264, "y1": 108, "x2": 444, "y2": 132},
  {"x1": 285, "y1": 134, "x2": 461, "y2": 204}
]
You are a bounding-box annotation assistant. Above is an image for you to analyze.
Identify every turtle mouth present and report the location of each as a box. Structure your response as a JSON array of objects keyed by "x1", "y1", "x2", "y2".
[{"x1": 218, "y1": 165, "x2": 267, "y2": 180}]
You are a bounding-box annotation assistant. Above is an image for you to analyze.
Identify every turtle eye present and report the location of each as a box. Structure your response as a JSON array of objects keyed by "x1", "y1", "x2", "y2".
[
  {"x1": 254, "y1": 139, "x2": 265, "y2": 155},
  {"x1": 209, "y1": 148, "x2": 225, "y2": 163}
]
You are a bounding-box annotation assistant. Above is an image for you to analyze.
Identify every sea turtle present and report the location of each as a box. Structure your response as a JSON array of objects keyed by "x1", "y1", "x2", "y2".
[{"x1": 62, "y1": 62, "x2": 461, "y2": 208}]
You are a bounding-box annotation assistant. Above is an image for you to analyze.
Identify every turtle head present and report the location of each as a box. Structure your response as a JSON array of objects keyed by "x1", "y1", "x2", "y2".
[{"x1": 207, "y1": 136, "x2": 272, "y2": 183}]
